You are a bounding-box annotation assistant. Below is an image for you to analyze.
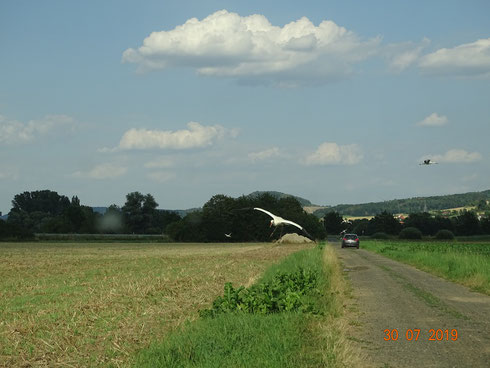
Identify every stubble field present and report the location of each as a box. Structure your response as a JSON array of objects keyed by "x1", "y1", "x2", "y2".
[{"x1": 0, "y1": 242, "x2": 309, "y2": 367}]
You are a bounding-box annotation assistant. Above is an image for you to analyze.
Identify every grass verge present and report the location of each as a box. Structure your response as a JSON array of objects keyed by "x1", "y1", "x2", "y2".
[
  {"x1": 362, "y1": 240, "x2": 490, "y2": 295},
  {"x1": 135, "y1": 244, "x2": 357, "y2": 367}
]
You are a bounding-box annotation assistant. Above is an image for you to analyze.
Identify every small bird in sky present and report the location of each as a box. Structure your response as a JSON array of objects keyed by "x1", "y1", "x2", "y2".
[{"x1": 420, "y1": 159, "x2": 438, "y2": 165}]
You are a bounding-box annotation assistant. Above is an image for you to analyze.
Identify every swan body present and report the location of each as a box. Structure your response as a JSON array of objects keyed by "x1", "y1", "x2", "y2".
[{"x1": 253, "y1": 207, "x2": 313, "y2": 239}]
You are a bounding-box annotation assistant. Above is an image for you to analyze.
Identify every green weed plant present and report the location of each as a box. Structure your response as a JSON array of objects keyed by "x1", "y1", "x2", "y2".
[{"x1": 199, "y1": 267, "x2": 320, "y2": 317}]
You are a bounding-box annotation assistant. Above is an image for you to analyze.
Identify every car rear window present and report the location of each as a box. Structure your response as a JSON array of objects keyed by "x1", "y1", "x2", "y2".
[{"x1": 345, "y1": 234, "x2": 358, "y2": 239}]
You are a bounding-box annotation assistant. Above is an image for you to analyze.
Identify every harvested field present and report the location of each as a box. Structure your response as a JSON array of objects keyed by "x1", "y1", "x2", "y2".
[{"x1": 0, "y1": 242, "x2": 311, "y2": 367}]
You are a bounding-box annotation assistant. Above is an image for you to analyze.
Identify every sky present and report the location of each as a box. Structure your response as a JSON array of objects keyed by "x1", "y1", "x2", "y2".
[{"x1": 1, "y1": 0, "x2": 489, "y2": 213}]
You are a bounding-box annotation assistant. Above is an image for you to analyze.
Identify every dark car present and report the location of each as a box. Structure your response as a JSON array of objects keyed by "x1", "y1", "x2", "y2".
[{"x1": 341, "y1": 234, "x2": 359, "y2": 249}]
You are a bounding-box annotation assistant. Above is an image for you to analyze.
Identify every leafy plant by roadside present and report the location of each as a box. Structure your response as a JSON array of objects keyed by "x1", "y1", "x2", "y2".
[{"x1": 200, "y1": 267, "x2": 321, "y2": 318}]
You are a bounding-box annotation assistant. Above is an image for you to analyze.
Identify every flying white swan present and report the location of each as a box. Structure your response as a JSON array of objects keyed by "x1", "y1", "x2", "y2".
[{"x1": 253, "y1": 207, "x2": 313, "y2": 239}]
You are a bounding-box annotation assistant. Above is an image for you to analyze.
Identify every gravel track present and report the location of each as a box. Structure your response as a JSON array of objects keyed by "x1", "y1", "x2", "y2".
[{"x1": 335, "y1": 242, "x2": 490, "y2": 368}]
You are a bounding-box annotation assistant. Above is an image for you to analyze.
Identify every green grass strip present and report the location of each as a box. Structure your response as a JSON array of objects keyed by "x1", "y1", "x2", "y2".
[
  {"x1": 134, "y1": 246, "x2": 331, "y2": 367},
  {"x1": 135, "y1": 313, "x2": 307, "y2": 368},
  {"x1": 362, "y1": 240, "x2": 490, "y2": 295}
]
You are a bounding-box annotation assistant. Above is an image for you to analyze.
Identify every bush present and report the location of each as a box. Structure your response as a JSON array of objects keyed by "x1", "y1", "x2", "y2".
[
  {"x1": 371, "y1": 232, "x2": 389, "y2": 239},
  {"x1": 434, "y1": 229, "x2": 455, "y2": 240},
  {"x1": 200, "y1": 267, "x2": 320, "y2": 318},
  {"x1": 399, "y1": 227, "x2": 422, "y2": 240}
]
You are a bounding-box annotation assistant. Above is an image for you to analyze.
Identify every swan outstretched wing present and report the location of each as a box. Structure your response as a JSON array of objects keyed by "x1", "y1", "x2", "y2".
[
  {"x1": 253, "y1": 207, "x2": 276, "y2": 219},
  {"x1": 281, "y1": 219, "x2": 303, "y2": 230}
]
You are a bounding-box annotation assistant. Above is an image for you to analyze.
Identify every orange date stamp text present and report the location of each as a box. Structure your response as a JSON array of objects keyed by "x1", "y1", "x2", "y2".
[{"x1": 383, "y1": 329, "x2": 458, "y2": 341}]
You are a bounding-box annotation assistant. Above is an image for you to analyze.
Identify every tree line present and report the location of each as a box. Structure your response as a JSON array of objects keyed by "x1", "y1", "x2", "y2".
[
  {"x1": 323, "y1": 210, "x2": 490, "y2": 237},
  {"x1": 0, "y1": 190, "x2": 180, "y2": 240},
  {"x1": 0, "y1": 190, "x2": 326, "y2": 242},
  {"x1": 3, "y1": 189, "x2": 489, "y2": 241},
  {"x1": 165, "y1": 193, "x2": 326, "y2": 242}
]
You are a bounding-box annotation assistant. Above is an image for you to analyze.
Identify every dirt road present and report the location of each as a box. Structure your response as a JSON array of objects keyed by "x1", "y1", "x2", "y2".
[{"x1": 335, "y1": 242, "x2": 490, "y2": 368}]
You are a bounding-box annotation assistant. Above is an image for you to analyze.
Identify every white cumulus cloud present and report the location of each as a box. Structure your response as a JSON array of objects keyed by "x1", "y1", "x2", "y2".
[
  {"x1": 73, "y1": 163, "x2": 128, "y2": 179},
  {"x1": 0, "y1": 114, "x2": 74, "y2": 144},
  {"x1": 430, "y1": 149, "x2": 482, "y2": 163},
  {"x1": 385, "y1": 38, "x2": 430, "y2": 72},
  {"x1": 416, "y1": 113, "x2": 448, "y2": 127},
  {"x1": 418, "y1": 38, "x2": 490, "y2": 77},
  {"x1": 304, "y1": 142, "x2": 363, "y2": 166},
  {"x1": 248, "y1": 147, "x2": 282, "y2": 161},
  {"x1": 118, "y1": 122, "x2": 232, "y2": 150},
  {"x1": 123, "y1": 10, "x2": 380, "y2": 85}
]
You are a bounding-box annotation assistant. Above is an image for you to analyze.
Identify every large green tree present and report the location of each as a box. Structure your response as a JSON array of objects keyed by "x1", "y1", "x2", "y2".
[
  {"x1": 453, "y1": 211, "x2": 480, "y2": 235},
  {"x1": 201, "y1": 194, "x2": 235, "y2": 242},
  {"x1": 481, "y1": 216, "x2": 490, "y2": 235},
  {"x1": 8, "y1": 190, "x2": 71, "y2": 233},
  {"x1": 403, "y1": 212, "x2": 434, "y2": 235},
  {"x1": 367, "y1": 211, "x2": 402, "y2": 235},
  {"x1": 11, "y1": 190, "x2": 70, "y2": 215},
  {"x1": 122, "y1": 192, "x2": 160, "y2": 234},
  {"x1": 167, "y1": 192, "x2": 325, "y2": 242},
  {"x1": 7, "y1": 191, "x2": 99, "y2": 234},
  {"x1": 323, "y1": 211, "x2": 345, "y2": 235}
]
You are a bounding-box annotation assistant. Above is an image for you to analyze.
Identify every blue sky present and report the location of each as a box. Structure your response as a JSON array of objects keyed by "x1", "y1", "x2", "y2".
[{"x1": 1, "y1": 0, "x2": 489, "y2": 213}]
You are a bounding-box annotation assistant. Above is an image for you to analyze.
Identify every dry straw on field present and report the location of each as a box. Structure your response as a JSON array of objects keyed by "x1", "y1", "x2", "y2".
[
  {"x1": 276, "y1": 233, "x2": 314, "y2": 244},
  {"x1": 0, "y1": 242, "x2": 308, "y2": 367}
]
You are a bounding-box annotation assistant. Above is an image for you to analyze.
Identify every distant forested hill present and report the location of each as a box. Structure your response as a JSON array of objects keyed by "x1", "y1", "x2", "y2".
[
  {"x1": 313, "y1": 189, "x2": 490, "y2": 217},
  {"x1": 246, "y1": 191, "x2": 314, "y2": 206}
]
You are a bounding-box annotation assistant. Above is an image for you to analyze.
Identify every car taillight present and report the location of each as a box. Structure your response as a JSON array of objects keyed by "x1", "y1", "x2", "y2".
[
  {"x1": 355, "y1": 238, "x2": 359, "y2": 241},
  {"x1": 343, "y1": 238, "x2": 347, "y2": 241}
]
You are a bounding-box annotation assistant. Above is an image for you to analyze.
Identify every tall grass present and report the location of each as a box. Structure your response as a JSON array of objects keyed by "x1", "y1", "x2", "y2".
[
  {"x1": 135, "y1": 244, "x2": 355, "y2": 367},
  {"x1": 362, "y1": 240, "x2": 490, "y2": 294},
  {"x1": 136, "y1": 313, "x2": 307, "y2": 368}
]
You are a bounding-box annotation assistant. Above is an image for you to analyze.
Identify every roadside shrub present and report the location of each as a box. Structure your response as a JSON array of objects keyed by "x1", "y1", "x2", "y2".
[
  {"x1": 434, "y1": 229, "x2": 455, "y2": 240},
  {"x1": 371, "y1": 232, "x2": 389, "y2": 239},
  {"x1": 399, "y1": 227, "x2": 422, "y2": 240},
  {"x1": 200, "y1": 267, "x2": 321, "y2": 318}
]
